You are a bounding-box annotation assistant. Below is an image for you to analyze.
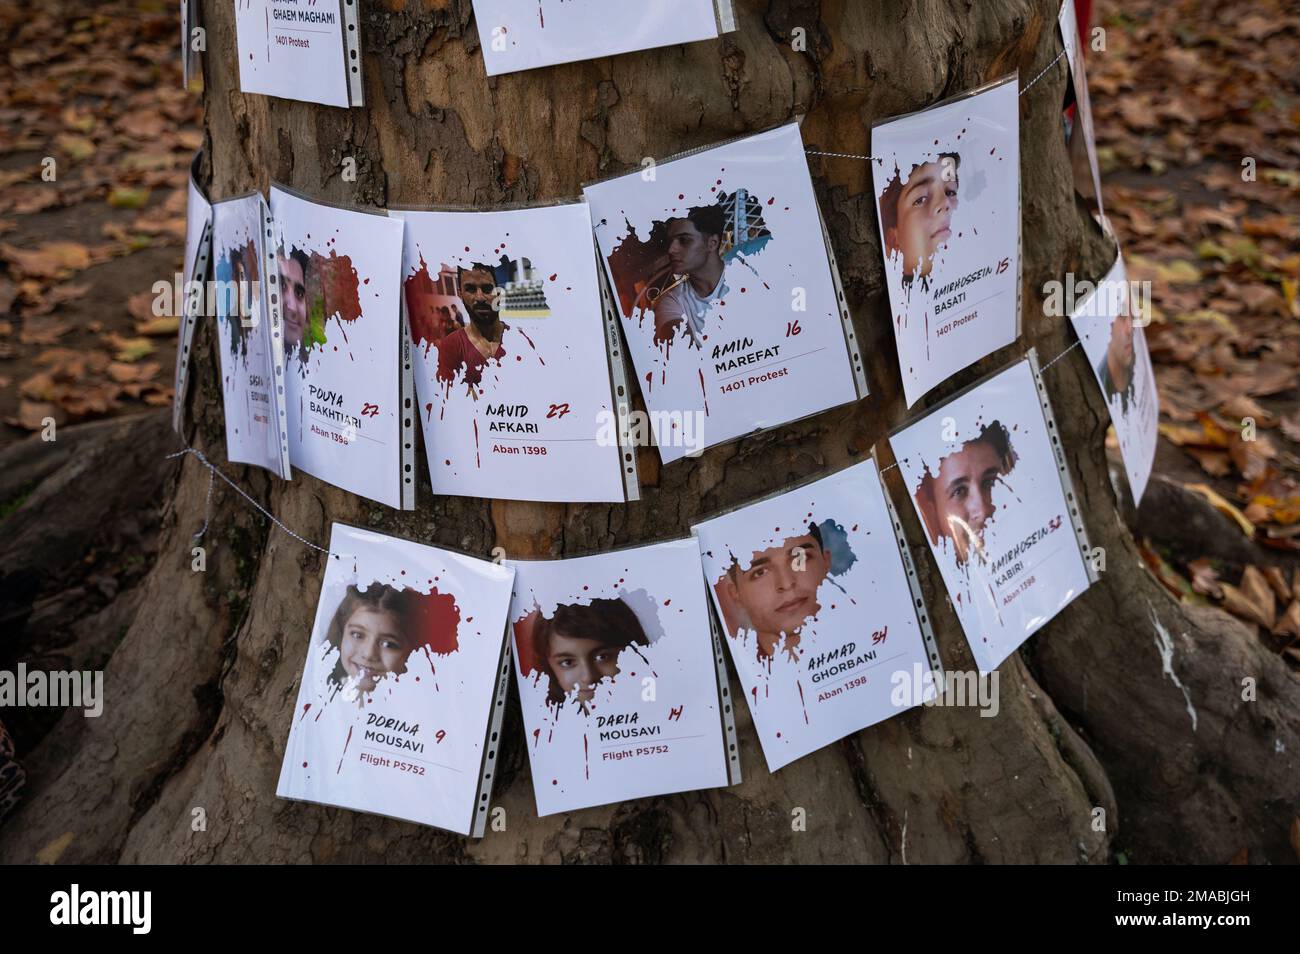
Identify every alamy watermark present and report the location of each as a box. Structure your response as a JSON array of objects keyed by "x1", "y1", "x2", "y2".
[
  {"x1": 595, "y1": 406, "x2": 706, "y2": 458},
  {"x1": 1042, "y1": 273, "x2": 1152, "y2": 325},
  {"x1": 890, "y1": 664, "x2": 1000, "y2": 718},
  {"x1": 0, "y1": 664, "x2": 104, "y2": 718}
]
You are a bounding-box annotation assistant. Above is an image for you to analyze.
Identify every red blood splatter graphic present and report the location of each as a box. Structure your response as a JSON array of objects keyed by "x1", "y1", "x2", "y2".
[
  {"x1": 796, "y1": 679, "x2": 810, "y2": 724},
  {"x1": 583, "y1": 733, "x2": 589, "y2": 779},
  {"x1": 312, "y1": 250, "x2": 363, "y2": 324},
  {"x1": 516, "y1": 328, "x2": 544, "y2": 365},
  {"x1": 473, "y1": 417, "x2": 480, "y2": 468},
  {"x1": 300, "y1": 703, "x2": 311, "y2": 721},
  {"x1": 350, "y1": 585, "x2": 465, "y2": 663},
  {"x1": 337, "y1": 726, "x2": 353, "y2": 774}
]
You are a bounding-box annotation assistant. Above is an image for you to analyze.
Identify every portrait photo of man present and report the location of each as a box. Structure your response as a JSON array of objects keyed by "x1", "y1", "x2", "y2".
[
  {"x1": 278, "y1": 247, "x2": 311, "y2": 350},
  {"x1": 719, "y1": 524, "x2": 831, "y2": 661},
  {"x1": 650, "y1": 205, "x2": 730, "y2": 347},
  {"x1": 437, "y1": 262, "x2": 508, "y2": 387}
]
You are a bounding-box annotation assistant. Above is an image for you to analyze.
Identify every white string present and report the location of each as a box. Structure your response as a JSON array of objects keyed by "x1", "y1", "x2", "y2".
[
  {"x1": 807, "y1": 46, "x2": 1069, "y2": 164},
  {"x1": 806, "y1": 149, "x2": 879, "y2": 163},
  {"x1": 1020, "y1": 47, "x2": 1069, "y2": 95},
  {"x1": 166, "y1": 447, "x2": 342, "y2": 559},
  {"x1": 165, "y1": 336, "x2": 1086, "y2": 545},
  {"x1": 1040, "y1": 337, "x2": 1083, "y2": 372}
]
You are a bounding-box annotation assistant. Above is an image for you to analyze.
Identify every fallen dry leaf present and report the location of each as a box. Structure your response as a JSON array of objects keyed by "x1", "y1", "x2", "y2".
[
  {"x1": 1239, "y1": 566, "x2": 1277, "y2": 629},
  {"x1": 1183, "y1": 483, "x2": 1256, "y2": 537},
  {"x1": 1263, "y1": 566, "x2": 1292, "y2": 603},
  {"x1": 0, "y1": 241, "x2": 91, "y2": 279}
]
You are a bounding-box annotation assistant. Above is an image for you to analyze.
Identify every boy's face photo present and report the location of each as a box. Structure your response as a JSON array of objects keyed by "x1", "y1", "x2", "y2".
[
  {"x1": 666, "y1": 218, "x2": 719, "y2": 275},
  {"x1": 885, "y1": 159, "x2": 959, "y2": 279},
  {"x1": 544, "y1": 632, "x2": 625, "y2": 704},
  {"x1": 928, "y1": 439, "x2": 1004, "y2": 563},
  {"x1": 339, "y1": 605, "x2": 409, "y2": 693},
  {"x1": 725, "y1": 532, "x2": 830, "y2": 646}
]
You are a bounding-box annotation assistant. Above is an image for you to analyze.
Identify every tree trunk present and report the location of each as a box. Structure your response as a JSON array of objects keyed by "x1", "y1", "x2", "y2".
[{"x1": 2, "y1": 0, "x2": 1295, "y2": 865}]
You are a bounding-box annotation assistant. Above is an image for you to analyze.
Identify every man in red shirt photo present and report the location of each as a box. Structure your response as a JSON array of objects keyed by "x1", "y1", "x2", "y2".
[{"x1": 436, "y1": 262, "x2": 508, "y2": 387}]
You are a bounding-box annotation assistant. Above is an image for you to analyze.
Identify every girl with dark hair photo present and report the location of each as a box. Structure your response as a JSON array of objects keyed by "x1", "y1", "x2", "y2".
[
  {"x1": 530, "y1": 598, "x2": 650, "y2": 709},
  {"x1": 323, "y1": 583, "x2": 421, "y2": 701}
]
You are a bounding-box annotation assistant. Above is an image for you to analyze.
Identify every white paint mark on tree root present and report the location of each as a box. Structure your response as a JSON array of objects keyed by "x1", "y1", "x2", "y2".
[{"x1": 1149, "y1": 602, "x2": 1197, "y2": 732}]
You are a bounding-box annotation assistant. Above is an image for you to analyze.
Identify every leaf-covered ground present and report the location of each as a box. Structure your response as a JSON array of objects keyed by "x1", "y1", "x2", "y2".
[
  {"x1": 1087, "y1": 0, "x2": 1300, "y2": 655},
  {"x1": 0, "y1": 1, "x2": 200, "y2": 437}
]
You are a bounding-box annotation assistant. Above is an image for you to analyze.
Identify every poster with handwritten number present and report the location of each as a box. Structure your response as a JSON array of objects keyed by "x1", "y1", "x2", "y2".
[
  {"x1": 870, "y1": 76, "x2": 1021, "y2": 407},
  {"x1": 890, "y1": 359, "x2": 1093, "y2": 673},
  {"x1": 693, "y1": 460, "x2": 937, "y2": 772},
  {"x1": 584, "y1": 123, "x2": 864, "y2": 465},
  {"x1": 508, "y1": 539, "x2": 737, "y2": 816},
  {"x1": 277, "y1": 523, "x2": 516, "y2": 836},
  {"x1": 269, "y1": 186, "x2": 410, "y2": 509},
  {"x1": 393, "y1": 203, "x2": 629, "y2": 503}
]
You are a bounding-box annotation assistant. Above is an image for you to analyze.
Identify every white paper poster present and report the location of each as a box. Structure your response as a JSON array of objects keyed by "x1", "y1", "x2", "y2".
[
  {"x1": 1070, "y1": 255, "x2": 1158, "y2": 503},
  {"x1": 890, "y1": 357, "x2": 1094, "y2": 673},
  {"x1": 472, "y1": 0, "x2": 731, "y2": 76},
  {"x1": 584, "y1": 123, "x2": 865, "y2": 464},
  {"x1": 269, "y1": 186, "x2": 411, "y2": 509},
  {"x1": 277, "y1": 524, "x2": 516, "y2": 836},
  {"x1": 871, "y1": 76, "x2": 1021, "y2": 407},
  {"x1": 211, "y1": 192, "x2": 292, "y2": 478},
  {"x1": 1059, "y1": 0, "x2": 1105, "y2": 220},
  {"x1": 693, "y1": 460, "x2": 938, "y2": 772},
  {"x1": 509, "y1": 539, "x2": 738, "y2": 816},
  {"x1": 393, "y1": 203, "x2": 631, "y2": 503},
  {"x1": 234, "y1": 0, "x2": 362, "y2": 108},
  {"x1": 173, "y1": 152, "x2": 211, "y2": 433}
]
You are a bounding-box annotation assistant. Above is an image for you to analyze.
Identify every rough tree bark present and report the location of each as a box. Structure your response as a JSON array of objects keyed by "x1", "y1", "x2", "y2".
[{"x1": 2, "y1": 0, "x2": 1295, "y2": 864}]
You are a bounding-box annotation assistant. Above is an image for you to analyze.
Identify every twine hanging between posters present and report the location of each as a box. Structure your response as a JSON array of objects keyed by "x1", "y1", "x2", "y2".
[
  {"x1": 164, "y1": 334, "x2": 1088, "y2": 553},
  {"x1": 167, "y1": 38, "x2": 1077, "y2": 553},
  {"x1": 804, "y1": 46, "x2": 1069, "y2": 165}
]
